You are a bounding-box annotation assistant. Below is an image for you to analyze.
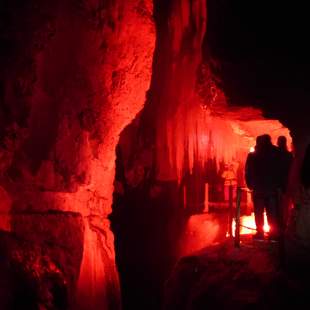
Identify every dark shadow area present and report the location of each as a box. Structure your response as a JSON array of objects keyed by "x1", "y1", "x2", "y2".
[
  {"x1": 205, "y1": 0, "x2": 310, "y2": 133},
  {"x1": 164, "y1": 239, "x2": 310, "y2": 310},
  {"x1": 0, "y1": 231, "x2": 69, "y2": 310},
  {"x1": 109, "y1": 118, "x2": 187, "y2": 310}
]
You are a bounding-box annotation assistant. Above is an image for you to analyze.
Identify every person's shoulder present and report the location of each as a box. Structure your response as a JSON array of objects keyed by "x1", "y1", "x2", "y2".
[
  {"x1": 287, "y1": 150, "x2": 293, "y2": 158},
  {"x1": 279, "y1": 148, "x2": 293, "y2": 159},
  {"x1": 247, "y1": 152, "x2": 255, "y2": 158},
  {"x1": 272, "y1": 145, "x2": 279, "y2": 152},
  {"x1": 246, "y1": 152, "x2": 257, "y2": 165},
  {"x1": 246, "y1": 153, "x2": 254, "y2": 162}
]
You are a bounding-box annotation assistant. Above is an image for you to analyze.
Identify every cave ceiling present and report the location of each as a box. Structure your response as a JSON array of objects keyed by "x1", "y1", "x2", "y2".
[{"x1": 205, "y1": 0, "x2": 310, "y2": 131}]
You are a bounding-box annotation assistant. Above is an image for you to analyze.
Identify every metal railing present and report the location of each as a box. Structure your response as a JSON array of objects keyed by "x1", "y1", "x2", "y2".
[{"x1": 234, "y1": 186, "x2": 256, "y2": 247}]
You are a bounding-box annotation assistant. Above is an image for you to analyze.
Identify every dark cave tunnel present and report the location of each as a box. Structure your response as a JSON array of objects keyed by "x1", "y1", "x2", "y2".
[{"x1": 1, "y1": 0, "x2": 310, "y2": 309}]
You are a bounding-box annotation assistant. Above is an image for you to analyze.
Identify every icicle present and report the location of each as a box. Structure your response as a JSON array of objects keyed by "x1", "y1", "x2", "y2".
[{"x1": 156, "y1": 0, "x2": 291, "y2": 183}]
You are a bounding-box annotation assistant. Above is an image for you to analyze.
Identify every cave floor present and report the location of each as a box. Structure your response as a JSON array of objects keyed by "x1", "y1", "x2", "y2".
[{"x1": 165, "y1": 231, "x2": 310, "y2": 310}]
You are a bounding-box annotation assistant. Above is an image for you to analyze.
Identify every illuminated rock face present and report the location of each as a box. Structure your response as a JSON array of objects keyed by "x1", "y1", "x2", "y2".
[
  {"x1": 1, "y1": 0, "x2": 309, "y2": 309},
  {"x1": 0, "y1": 0, "x2": 155, "y2": 308}
]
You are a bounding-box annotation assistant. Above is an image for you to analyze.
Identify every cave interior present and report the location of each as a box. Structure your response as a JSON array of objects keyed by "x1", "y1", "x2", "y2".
[{"x1": 1, "y1": 0, "x2": 310, "y2": 309}]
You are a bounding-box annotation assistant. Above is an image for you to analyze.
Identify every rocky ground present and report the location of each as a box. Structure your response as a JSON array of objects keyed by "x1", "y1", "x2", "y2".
[{"x1": 164, "y1": 235, "x2": 310, "y2": 310}]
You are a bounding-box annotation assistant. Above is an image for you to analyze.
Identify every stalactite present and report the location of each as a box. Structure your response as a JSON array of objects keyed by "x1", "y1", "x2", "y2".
[
  {"x1": 156, "y1": 0, "x2": 207, "y2": 180},
  {"x1": 155, "y1": 0, "x2": 291, "y2": 182}
]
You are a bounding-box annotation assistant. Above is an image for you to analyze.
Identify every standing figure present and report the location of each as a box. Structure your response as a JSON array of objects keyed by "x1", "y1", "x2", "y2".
[
  {"x1": 277, "y1": 136, "x2": 293, "y2": 191},
  {"x1": 221, "y1": 163, "x2": 237, "y2": 202},
  {"x1": 245, "y1": 134, "x2": 281, "y2": 240},
  {"x1": 277, "y1": 135, "x2": 293, "y2": 232}
]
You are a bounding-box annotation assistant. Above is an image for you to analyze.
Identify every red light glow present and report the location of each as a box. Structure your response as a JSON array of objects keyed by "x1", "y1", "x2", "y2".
[{"x1": 231, "y1": 211, "x2": 270, "y2": 237}]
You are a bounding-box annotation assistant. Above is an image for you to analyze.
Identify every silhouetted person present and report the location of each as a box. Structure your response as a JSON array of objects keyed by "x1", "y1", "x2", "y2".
[
  {"x1": 245, "y1": 134, "x2": 281, "y2": 240},
  {"x1": 277, "y1": 136, "x2": 293, "y2": 232},
  {"x1": 277, "y1": 136, "x2": 293, "y2": 191}
]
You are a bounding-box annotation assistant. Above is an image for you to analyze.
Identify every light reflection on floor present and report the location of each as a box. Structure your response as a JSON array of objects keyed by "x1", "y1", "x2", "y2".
[
  {"x1": 232, "y1": 212, "x2": 270, "y2": 236},
  {"x1": 180, "y1": 213, "x2": 222, "y2": 256},
  {"x1": 180, "y1": 211, "x2": 270, "y2": 257}
]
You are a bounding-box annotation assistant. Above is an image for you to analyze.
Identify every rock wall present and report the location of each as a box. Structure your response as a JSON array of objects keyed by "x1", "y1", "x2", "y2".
[{"x1": 0, "y1": 0, "x2": 155, "y2": 308}]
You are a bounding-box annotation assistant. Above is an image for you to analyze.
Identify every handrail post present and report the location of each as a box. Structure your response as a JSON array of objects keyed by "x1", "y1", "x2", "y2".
[
  {"x1": 228, "y1": 184, "x2": 233, "y2": 238},
  {"x1": 235, "y1": 187, "x2": 242, "y2": 248}
]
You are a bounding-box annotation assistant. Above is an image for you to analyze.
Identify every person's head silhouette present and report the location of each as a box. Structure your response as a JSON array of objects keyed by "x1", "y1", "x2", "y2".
[
  {"x1": 277, "y1": 136, "x2": 288, "y2": 151},
  {"x1": 255, "y1": 134, "x2": 272, "y2": 152}
]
